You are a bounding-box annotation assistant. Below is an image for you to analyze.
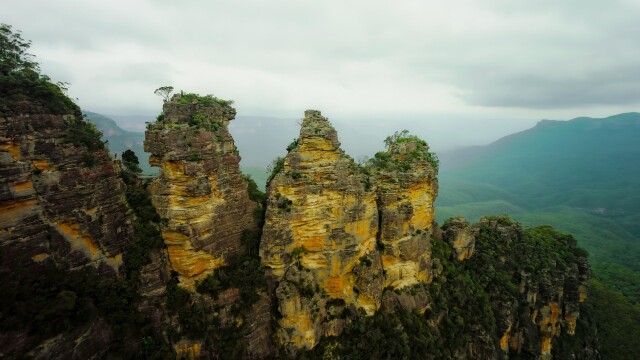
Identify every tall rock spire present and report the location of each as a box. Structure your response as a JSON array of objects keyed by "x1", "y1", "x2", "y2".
[
  {"x1": 145, "y1": 93, "x2": 257, "y2": 290},
  {"x1": 260, "y1": 110, "x2": 381, "y2": 351}
]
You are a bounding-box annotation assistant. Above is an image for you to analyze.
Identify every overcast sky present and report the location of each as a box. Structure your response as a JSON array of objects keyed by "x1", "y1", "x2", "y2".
[{"x1": 5, "y1": 0, "x2": 640, "y2": 148}]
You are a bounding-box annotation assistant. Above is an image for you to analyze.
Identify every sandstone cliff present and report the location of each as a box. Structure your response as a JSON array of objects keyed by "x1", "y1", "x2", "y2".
[
  {"x1": 0, "y1": 99, "x2": 134, "y2": 357},
  {"x1": 260, "y1": 111, "x2": 440, "y2": 353},
  {"x1": 259, "y1": 110, "x2": 381, "y2": 350},
  {"x1": 144, "y1": 93, "x2": 274, "y2": 358},
  {"x1": 369, "y1": 131, "x2": 439, "y2": 290},
  {"x1": 260, "y1": 110, "x2": 593, "y2": 359},
  {"x1": 145, "y1": 93, "x2": 258, "y2": 290},
  {"x1": 0, "y1": 101, "x2": 132, "y2": 274}
]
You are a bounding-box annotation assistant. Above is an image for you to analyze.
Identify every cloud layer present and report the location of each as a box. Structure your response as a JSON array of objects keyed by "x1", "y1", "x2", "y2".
[{"x1": 5, "y1": 0, "x2": 640, "y2": 119}]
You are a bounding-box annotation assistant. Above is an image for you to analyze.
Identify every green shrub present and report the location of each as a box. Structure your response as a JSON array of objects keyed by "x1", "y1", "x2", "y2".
[
  {"x1": 176, "y1": 91, "x2": 233, "y2": 107},
  {"x1": 65, "y1": 120, "x2": 105, "y2": 151},
  {"x1": 286, "y1": 138, "x2": 299, "y2": 152},
  {"x1": 267, "y1": 157, "x2": 285, "y2": 185}
]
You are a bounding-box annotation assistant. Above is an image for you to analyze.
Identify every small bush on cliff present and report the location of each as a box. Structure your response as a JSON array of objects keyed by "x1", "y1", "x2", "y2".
[
  {"x1": 176, "y1": 91, "x2": 234, "y2": 107},
  {"x1": 267, "y1": 156, "x2": 285, "y2": 185},
  {"x1": 286, "y1": 138, "x2": 299, "y2": 152},
  {"x1": 244, "y1": 174, "x2": 267, "y2": 205},
  {"x1": 369, "y1": 129, "x2": 439, "y2": 172},
  {"x1": 188, "y1": 112, "x2": 223, "y2": 131}
]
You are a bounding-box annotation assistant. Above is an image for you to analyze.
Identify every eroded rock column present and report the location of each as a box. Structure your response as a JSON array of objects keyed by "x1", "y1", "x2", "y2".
[
  {"x1": 372, "y1": 138, "x2": 439, "y2": 289},
  {"x1": 260, "y1": 110, "x2": 382, "y2": 350},
  {"x1": 145, "y1": 94, "x2": 257, "y2": 290}
]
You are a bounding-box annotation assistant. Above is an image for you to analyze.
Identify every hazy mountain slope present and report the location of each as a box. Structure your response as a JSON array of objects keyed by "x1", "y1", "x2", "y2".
[
  {"x1": 84, "y1": 111, "x2": 156, "y2": 175},
  {"x1": 437, "y1": 112, "x2": 640, "y2": 304}
]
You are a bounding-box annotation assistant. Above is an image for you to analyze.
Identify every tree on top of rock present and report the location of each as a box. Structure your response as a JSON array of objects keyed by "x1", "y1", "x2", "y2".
[{"x1": 154, "y1": 86, "x2": 174, "y2": 102}]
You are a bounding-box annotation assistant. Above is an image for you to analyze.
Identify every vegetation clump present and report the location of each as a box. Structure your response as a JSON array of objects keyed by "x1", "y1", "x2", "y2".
[
  {"x1": 367, "y1": 130, "x2": 439, "y2": 173},
  {"x1": 0, "y1": 24, "x2": 80, "y2": 115},
  {"x1": 244, "y1": 174, "x2": 267, "y2": 205},
  {"x1": 188, "y1": 112, "x2": 223, "y2": 131},
  {"x1": 267, "y1": 156, "x2": 285, "y2": 185},
  {"x1": 176, "y1": 91, "x2": 234, "y2": 107},
  {"x1": 286, "y1": 138, "x2": 299, "y2": 152}
]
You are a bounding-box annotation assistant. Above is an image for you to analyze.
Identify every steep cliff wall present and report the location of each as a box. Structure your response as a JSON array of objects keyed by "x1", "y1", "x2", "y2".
[
  {"x1": 261, "y1": 111, "x2": 593, "y2": 358},
  {"x1": 370, "y1": 133, "x2": 439, "y2": 289},
  {"x1": 145, "y1": 94, "x2": 258, "y2": 290},
  {"x1": 443, "y1": 216, "x2": 593, "y2": 359},
  {"x1": 0, "y1": 100, "x2": 132, "y2": 274},
  {"x1": 0, "y1": 99, "x2": 134, "y2": 358}
]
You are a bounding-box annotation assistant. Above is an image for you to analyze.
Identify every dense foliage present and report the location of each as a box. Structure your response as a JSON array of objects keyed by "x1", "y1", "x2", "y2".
[
  {"x1": 0, "y1": 24, "x2": 80, "y2": 115},
  {"x1": 304, "y1": 216, "x2": 590, "y2": 359},
  {"x1": 583, "y1": 279, "x2": 640, "y2": 359},
  {"x1": 437, "y1": 114, "x2": 640, "y2": 355},
  {"x1": 367, "y1": 130, "x2": 439, "y2": 172},
  {"x1": 64, "y1": 119, "x2": 105, "y2": 151},
  {"x1": 120, "y1": 152, "x2": 165, "y2": 275},
  {"x1": 176, "y1": 91, "x2": 234, "y2": 107}
]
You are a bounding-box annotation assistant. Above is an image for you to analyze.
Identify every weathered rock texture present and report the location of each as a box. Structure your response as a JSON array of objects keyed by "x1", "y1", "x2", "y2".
[
  {"x1": 443, "y1": 216, "x2": 476, "y2": 261},
  {"x1": 373, "y1": 136, "x2": 439, "y2": 289},
  {"x1": 145, "y1": 94, "x2": 257, "y2": 290},
  {"x1": 0, "y1": 101, "x2": 132, "y2": 274},
  {"x1": 0, "y1": 100, "x2": 133, "y2": 358},
  {"x1": 260, "y1": 110, "x2": 439, "y2": 352},
  {"x1": 260, "y1": 110, "x2": 381, "y2": 350}
]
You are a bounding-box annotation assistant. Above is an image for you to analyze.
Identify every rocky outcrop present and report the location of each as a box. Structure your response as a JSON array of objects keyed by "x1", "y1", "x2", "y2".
[
  {"x1": 0, "y1": 100, "x2": 133, "y2": 358},
  {"x1": 260, "y1": 110, "x2": 381, "y2": 351},
  {"x1": 371, "y1": 133, "x2": 439, "y2": 289},
  {"x1": 0, "y1": 97, "x2": 595, "y2": 359},
  {"x1": 443, "y1": 216, "x2": 476, "y2": 261},
  {"x1": 260, "y1": 111, "x2": 440, "y2": 352},
  {"x1": 470, "y1": 217, "x2": 592, "y2": 359},
  {"x1": 145, "y1": 94, "x2": 258, "y2": 290},
  {"x1": 0, "y1": 100, "x2": 132, "y2": 274}
]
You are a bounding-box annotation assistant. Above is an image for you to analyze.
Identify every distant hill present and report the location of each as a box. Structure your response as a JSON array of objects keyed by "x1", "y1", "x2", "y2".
[
  {"x1": 84, "y1": 111, "x2": 157, "y2": 175},
  {"x1": 437, "y1": 112, "x2": 640, "y2": 304}
]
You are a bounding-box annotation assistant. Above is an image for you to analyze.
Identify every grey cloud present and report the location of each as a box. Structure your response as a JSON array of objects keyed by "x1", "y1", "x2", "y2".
[
  {"x1": 4, "y1": 0, "x2": 640, "y2": 118},
  {"x1": 462, "y1": 70, "x2": 640, "y2": 108},
  {"x1": 94, "y1": 62, "x2": 174, "y2": 84}
]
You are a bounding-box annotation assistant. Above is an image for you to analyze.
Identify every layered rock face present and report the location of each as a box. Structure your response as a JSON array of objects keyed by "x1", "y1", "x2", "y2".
[
  {"x1": 443, "y1": 216, "x2": 476, "y2": 261},
  {"x1": 260, "y1": 111, "x2": 439, "y2": 352},
  {"x1": 0, "y1": 100, "x2": 132, "y2": 358},
  {"x1": 0, "y1": 101, "x2": 132, "y2": 274},
  {"x1": 145, "y1": 94, "x2": 257, "y2": 290},
  {"x1": 372, "y1": 137, "x2": 439, "y2": 289},
  {"x1": 260, "y1": 110, "x2": 381, "y2": 350}
]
